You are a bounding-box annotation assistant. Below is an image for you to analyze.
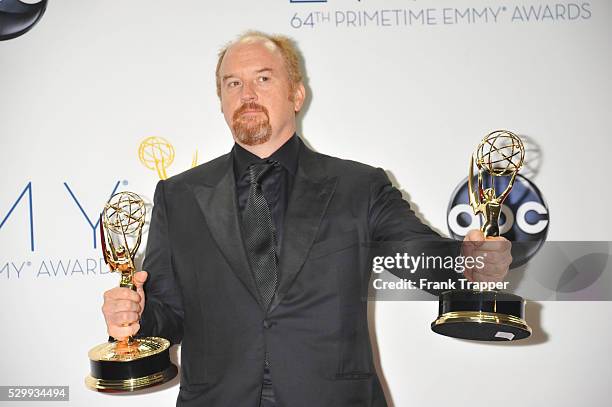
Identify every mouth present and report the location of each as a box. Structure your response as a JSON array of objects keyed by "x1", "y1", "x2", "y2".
[
  {"x1": 238, "y1": 110, "x2": 265, "y2": 119},
  {"x1": 233, "y1": 103, "x2": 269, "y2": 123}
]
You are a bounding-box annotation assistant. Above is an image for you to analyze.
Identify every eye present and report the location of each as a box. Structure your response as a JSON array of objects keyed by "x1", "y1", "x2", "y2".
[
  {"x1": 227, "y1": 80, "x2": 241, "y2": 88},
  {"x1": 258, "y1": 75, "x2": 270, "y2": 83}
]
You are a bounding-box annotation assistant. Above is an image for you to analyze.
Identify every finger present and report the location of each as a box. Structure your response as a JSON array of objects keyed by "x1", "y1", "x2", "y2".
[
  {"x1": 133, "y1": 271, "x2": 148, "y2": 288},
  {"x1": 108, "y1": 323, "x2": 140, "y2": 340},
  {"x1": 110, "y1": 299, "x2": 141, "y2": 313},
  {"x1": 105, "y1": 287, "x2": 141, "y2": 303},
  {"x1": 464, "y1": 229, "x2": 485, "y2": 248},
  {"x1": 110, "y1": 311, "x2": 140, "y2": 326},
  {"x1": 108, "y1": 324, "x2": 132, "y2": 340},
  {"x1": 102, "y1": 299, "x2": 141, "y2": 318},
  {"x1": 473, "y1": 262, "x2": 509, "y2": 279},
  {"x1": 472, "y1": 250, "x2": 512, "y2": 266},
  {"x1": 476, "y1": 237, "x2": 512, "y2": 253},
  {"x1": 130, "y1": 322, "x2": 141, "y2": 336}
]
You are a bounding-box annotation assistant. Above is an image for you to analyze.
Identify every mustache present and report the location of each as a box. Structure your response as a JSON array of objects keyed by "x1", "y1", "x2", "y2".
[{"x1": 232, "y1": 102, "x2": 269, "y2": 121}]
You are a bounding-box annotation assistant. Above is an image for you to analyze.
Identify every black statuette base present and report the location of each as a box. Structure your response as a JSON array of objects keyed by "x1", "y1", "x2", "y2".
[
  {"x1": 86, "y1": 345, "x2": 178, "y2": 392},
  {"x1": 431, "y1": 290, "x2": 532, "y2": 341}
]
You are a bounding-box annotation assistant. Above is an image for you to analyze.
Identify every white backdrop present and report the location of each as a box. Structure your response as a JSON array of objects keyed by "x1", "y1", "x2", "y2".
[{"x1": 1, "y1": 0, "x2": 611, "y2": 406}]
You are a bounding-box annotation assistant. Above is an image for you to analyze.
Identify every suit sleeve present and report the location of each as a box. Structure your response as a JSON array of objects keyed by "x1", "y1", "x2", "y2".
[
  {"x1": 368, "y1": 168, "x2": 444, "y2": 242},
  {"x1": 367, "y1": 168, "x2": 462, "y2": 295},
  {"x1": 137, "y1": 180, "x2": 184, "y2": 345}
]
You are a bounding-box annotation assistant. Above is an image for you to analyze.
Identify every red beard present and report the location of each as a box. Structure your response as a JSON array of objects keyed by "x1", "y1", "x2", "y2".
[{"x1": 231, "y1": 102, "x2": 272, "y2": 146}]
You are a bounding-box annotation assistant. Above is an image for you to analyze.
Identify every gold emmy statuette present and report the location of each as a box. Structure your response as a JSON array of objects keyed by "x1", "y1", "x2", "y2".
[
  {"x1": 431, "y1": 130, "x2": 532, "y2": 341},
  {"x1": 85, "y1": 191, "x2": 178, "y2": 392}
]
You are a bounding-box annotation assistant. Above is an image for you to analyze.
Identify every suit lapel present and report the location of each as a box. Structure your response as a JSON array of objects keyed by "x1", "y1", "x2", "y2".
[
  {"x1": 190, "y1": 158, "x2": 265, "y2": 311},
  {"x1": 268, "y1": 144, "x2": 337, "y2": 314}
]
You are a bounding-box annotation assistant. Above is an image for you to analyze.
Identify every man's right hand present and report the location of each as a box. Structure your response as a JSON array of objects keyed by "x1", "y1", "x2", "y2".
[{"x1": 102, "y1": 271, "x2": 148, "y2": 340}]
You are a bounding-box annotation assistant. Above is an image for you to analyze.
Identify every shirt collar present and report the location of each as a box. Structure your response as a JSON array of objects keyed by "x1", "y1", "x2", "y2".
[{"x1": 232, "y1": 133, "x2": 300, "y2": 180}]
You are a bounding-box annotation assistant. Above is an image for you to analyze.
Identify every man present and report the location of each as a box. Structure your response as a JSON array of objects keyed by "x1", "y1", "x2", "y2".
[{"x1": 102, "y1": 31, "x2": 511, "y2": 406}]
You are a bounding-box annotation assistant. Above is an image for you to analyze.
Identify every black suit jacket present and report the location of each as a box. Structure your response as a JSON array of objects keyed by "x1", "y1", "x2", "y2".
[{"x1": 140, "y1": 138, "x2": 451, "y2": 406}]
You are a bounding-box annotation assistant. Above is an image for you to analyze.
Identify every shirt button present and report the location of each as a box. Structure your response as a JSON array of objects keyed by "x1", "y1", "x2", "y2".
[{"x1": 263, "y1": 319, "x2": 274, "y2": 329}]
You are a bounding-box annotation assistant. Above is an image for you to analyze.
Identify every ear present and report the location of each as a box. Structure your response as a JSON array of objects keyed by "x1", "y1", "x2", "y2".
[{"x1": 292, "y1": 82, "x2": 306, "y2": 113}]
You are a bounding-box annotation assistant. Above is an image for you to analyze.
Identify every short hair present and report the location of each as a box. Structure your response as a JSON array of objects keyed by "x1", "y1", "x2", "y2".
[{"x1": 215, "y1": 30, "x2": 304, "y2": 99}]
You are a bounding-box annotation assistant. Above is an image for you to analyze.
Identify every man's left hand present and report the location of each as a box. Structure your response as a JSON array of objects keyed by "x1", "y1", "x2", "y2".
[{"x1": 461, "y1": 229, "x2": 512, "y2": 283}]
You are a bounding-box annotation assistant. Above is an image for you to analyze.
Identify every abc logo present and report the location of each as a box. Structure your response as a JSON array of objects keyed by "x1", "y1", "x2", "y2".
[{"x1": 447, "y1": 174, "x2": 549, "y2": 267}]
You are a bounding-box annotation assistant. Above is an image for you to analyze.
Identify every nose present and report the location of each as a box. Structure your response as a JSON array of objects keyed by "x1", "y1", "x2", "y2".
[{"x1": 240, "y1": 82, "x2": 257, "y2": 103}]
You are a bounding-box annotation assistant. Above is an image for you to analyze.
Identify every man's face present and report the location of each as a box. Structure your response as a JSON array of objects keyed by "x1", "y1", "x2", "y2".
[{"x1": 218, "y1": 39, "x2": 305, "y2": 146}]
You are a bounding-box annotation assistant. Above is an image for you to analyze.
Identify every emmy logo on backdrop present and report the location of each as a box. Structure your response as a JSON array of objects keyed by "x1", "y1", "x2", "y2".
[
  {"x1": 431, "y1": 130, "x2": 532, "y2": 341},
  {"x1": 138, "y1": 136, "x2": 198, "y2": 180},
  {"x1": 85, "y1": 191, "x2": 178, "y2": 392}
]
